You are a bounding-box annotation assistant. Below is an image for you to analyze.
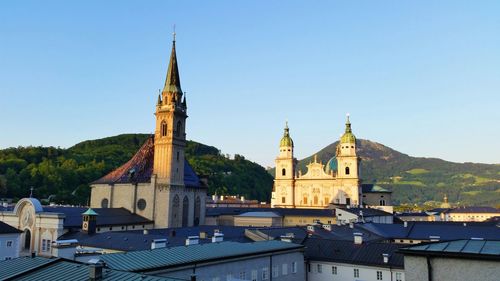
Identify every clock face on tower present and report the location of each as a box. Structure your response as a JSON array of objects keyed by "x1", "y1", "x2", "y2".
[{"x1": 83, "y1": 222, "x2": 88, "y2": 230}]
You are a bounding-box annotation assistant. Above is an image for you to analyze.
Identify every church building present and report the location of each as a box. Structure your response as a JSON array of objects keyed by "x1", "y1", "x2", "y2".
[
  {"x1": 90, "y1": 36, "x2": 207, "y2": 228},
  {"x1": 271, "y1": 116, "x2": 361, "y2": 209}
]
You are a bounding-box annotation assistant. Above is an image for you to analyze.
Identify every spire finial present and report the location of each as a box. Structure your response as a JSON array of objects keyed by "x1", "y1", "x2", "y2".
[
  {"x1": 173, "y1": 24, "x2": 176, "y2": 42},
  {"x1": 346, "y1": 113, "x2": 350, "y2": 124}
]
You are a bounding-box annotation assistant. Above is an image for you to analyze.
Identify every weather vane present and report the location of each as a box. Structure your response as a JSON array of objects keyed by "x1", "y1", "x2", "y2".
[{"x1": 173, "y1": 24, "x2": 176, "y2": 41}]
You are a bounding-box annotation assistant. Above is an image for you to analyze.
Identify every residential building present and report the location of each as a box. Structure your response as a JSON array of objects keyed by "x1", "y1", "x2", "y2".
[
  {"x1": 305, "y1": 238, "x2": 406, "y2": 281},
  {"x1": 336, "y1": 207, "x2": 394, "y2": 224},
  {"x1": 400, "y1": 239, "x2": 500, "y2": 281},
  {"x1": 443, "y1": 206, "x2": 500, "y2": 222},
  {"x1": 0, "y1": 221, "x2": 21, "y2": 260}
]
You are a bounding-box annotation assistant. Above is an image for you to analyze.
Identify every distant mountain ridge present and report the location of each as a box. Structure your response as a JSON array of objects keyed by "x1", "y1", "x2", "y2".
[{"x1": 293, "y1": 139, "x2": 500, "y2": 207}]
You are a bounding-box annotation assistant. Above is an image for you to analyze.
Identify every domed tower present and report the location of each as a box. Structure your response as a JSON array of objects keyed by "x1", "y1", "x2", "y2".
[
  {"x1": 272, "y1": 122, "x2": 297, "y2": 208},
  {"x1": 336, "y1": 114, "x2": 361, "y2": 205}
]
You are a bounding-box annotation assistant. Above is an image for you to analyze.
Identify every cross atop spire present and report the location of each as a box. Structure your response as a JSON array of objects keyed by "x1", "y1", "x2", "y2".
[{"x1": 173, "y1": 24, "x2": 176, "y2": 42}]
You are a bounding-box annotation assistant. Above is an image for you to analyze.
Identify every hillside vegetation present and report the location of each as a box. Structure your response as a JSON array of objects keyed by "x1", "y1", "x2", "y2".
[{"x1": 0, "y1": 134, "x2": 272, "y2": 205}]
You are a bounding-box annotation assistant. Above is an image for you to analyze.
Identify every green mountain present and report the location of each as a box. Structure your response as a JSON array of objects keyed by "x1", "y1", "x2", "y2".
[
  {"x1": 294, "y1": 139, "x2": 500, "y2": 207},
  {"x1": 0, "y1": 134, "x2": 273, "y2": 205}
]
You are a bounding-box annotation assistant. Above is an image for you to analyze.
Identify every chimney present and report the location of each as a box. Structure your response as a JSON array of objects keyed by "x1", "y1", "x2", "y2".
[
  {"x1": 280, "y1": 233, "x2": 295, "y2": 243},
  {"x1": 89, "y1": 263, "x2": 103, "y2": 281},
  {"x1": 212, "y1": 195, "x2": 217, "y2": 202},
  {"x1": 212, "y1": 232, "x2": 224, "y2": 243},
  {"x1": 354, "y1": 232, "x2": 363, "y2": 244},
  {"x1": 200, "y1": 231, "x2": 207, "y2": 239},
  {"x1": 307, "y1": 225, "x2": 315, "y2": 232},
  {"x1": 240, "y1": 196, "x2": 245, "y2": 202},
  {"x1": 349, "y1": 222, "x2": 354, "y2": 229},
  {"x1": 190, "y1": 274, "x2": 197, "y2": 281},
  {"x1": 404, "y1": 221, "x2": 408, "y2": 228},
  {"x1": 31, "y1": 252, "x2": 36, "y2": 258},
  {"x1": 186, "y1": 236, "x2": 200, "y2": 246},
  {"x1": 322, "y1": 224, "x2": 332, "y2": 231},
  {"x1": 143, "y1": 229, "x2": 149, "y2": 235},
  {"x1": 382, "y1": 253, "x2": 389, "y2": 264},
  {"x1": 151, "y1": 239, "x2": 167, "y2": 249}
]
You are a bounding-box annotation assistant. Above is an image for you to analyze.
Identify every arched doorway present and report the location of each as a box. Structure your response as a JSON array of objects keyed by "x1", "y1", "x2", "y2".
[
  {"x1": 24, "y1": 229, "x2": 31, "y2": 250},
  {"x1": 182, "y1": 196, "x2": 189, "y2": 227}
]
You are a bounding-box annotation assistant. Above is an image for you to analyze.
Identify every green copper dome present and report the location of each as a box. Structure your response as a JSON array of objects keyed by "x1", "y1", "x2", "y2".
[
  {"x1": 280, "y1": 122, "x2": 294, "y2": 147},
  {"x1": 325, "y1": 156, "x2": 338, "y2": 173},
  {"x1": 340, "y1": 115, "x2": 356, "y2": 144}
]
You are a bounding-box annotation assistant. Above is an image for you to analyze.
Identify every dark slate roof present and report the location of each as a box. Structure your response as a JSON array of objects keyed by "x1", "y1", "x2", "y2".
[
  {"x1": 92, "y1": 136, "x2": 204, "y2": 188},
  {"x1": 358, "y1": 221, "x2": 500, "y2": 241},
  {"x1": 396, "y1": 212, "x2": 431, "y2": 217},
  {"x1": 399, "y1": 239, "x2": 500, "y2": 261},
  {"x1": 307, "y1": 224, "x2": 386, "y2": 243},
  {"x1": 206, "y1": 207, "x2": 335, "y2": 217},
  {"x1": 247, "y1": 227, "x2": 309, "y2": 244},
  {"x1": 361, "y1": 184, "x2": 392, "y2": 193},
  {"x1": 0, "y1": 257, "x2": 179, "y2": 281},
  {"x1": 304, "y1": 238, "x2": 405, "y2": 269},
  {"x1": 0, "y1": 221, "x2": 21, "y2": 234},
  {"x1": 58, "y1": 225, "x2": 251, "y2": 251},
  {"x1": 101, "y1": 240, "x2": 304, "y2": 272},
  {"x1": 43, "y1": 207, "x2": 152, "y2": 228},
  {"x1": 339, "y1": 207, "x2": 393, "y2": 217},
  {"x1": 446, "y1": 206, "x2": 500, "y2": 214}
]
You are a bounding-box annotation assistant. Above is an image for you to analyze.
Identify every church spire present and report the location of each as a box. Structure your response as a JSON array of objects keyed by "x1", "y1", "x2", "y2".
[{"x1": 162, "y1": 32, "x2": 182, "y2": 96}]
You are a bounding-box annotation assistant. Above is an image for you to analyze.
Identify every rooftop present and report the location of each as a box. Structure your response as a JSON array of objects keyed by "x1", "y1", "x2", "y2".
[
  {"x1": 101, "y1": 240, "x2": 303, "y2": 272},
  {"x1": 0, "y1": 257, "x2": 181, "y2": 281},
  {"x1": 400, "y1": 239, "x2": 500, "y2": 260},
  {"x1": 0, "y1": 221, "x2": 22, "y2": 234},
  {"x1": 304, "y1": 238, "x2": 405, "y2": 269}
]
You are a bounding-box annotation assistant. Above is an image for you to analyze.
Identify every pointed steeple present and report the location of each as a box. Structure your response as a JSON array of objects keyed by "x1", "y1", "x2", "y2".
[
  {"x1": 340, "y1": 114, "x2": 356, "y2": 144},
  {"x1": 345, "y1": 114, "x2": 352, "y2": 133},
  {"x1": 280, "y1": 121, "x2": 294, "y2": 147},
  {"x1": 162, "y1": 33, "x2": 182, "y2": 95}
]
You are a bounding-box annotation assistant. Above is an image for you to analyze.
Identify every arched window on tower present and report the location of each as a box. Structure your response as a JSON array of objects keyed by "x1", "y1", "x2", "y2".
[
  {"x1": 194, "y1": 196, "x2": 201, "y2": 226},
  {"x1": 182, "y1": 196, "x2": 189, "y2": 227},
  {"x1": 379, "y1": 199, "x2": 386, "y2": 206},
  {"x1": 282, "y1": 168, "x2": 286, "y2": 176},
  {"x1": 345, "y1": 167, "x2": 350, "y2": 175},
  {"x1": 161, "y1": 121, "x2": 167, "y2": 137},
  {"x1": 176, "y1": 121, "x2": 182, "y2": 137},
  {"x1": 172, "y1": 195, "x2": 180, "y2": 227}
]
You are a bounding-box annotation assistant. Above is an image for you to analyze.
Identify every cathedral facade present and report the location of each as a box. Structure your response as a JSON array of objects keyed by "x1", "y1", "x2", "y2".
[
  {"x1": 90, "y1": 37, "x2": 207, "y2": 228},
  {"x1": 271, "y1": 117, "x2": 361, "y2": 209}
]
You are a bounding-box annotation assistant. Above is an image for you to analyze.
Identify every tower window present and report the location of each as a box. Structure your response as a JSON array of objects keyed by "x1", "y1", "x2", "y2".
[
  {"x1": 345, "y1": 167, "x2": 350, "y2": 175},
  {"x1": 282, "y1": 168, "x2": 286, "y2": 176},
  {"x1": 176, "y1": 121, "x2": 182, "y2": 137},
  {"x1": 380, "y1": 199, "x2": 386, "y2": 206},
  {"x1": 161, "y1": 121, "x2": 167, "y2": 137},
  {"x1": 177, "y1": 151, "x2": 180, "y2": 162},
  {"x1": 282, "y1": 197, "x2": 286, "y2": 203}
]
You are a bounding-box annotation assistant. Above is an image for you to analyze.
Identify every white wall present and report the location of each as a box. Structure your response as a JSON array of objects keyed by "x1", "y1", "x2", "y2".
[
  {"x1": 308, "y1": 261, "x2": 405, "y2": 281},
  {"x1": 0, "y1": 233, "x2": 21, "y2": 260}
]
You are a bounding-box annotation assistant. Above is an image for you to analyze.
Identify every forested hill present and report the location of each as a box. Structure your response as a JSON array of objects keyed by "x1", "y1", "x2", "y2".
[
  {"x1": 295, "y1": 139, "x2": 500, "y2": 207},
  {"x1": 0, "y1": 134, "x2": 273, "y2": 205}
]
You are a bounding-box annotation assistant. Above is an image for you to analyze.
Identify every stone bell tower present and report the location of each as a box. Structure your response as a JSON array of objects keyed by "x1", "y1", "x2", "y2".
[
  {"x1": 336, "y1": 114, "x2": 361, "y2": 205},
  {"x1": 272, "y1": 122, "x2": 297, "y2": 208}
]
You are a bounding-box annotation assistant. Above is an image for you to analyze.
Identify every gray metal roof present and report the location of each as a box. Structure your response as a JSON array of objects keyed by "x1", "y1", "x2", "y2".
[
  {"x1": 0, "y1": 257, "x2": 182, "y2": 280},
  {"x1": 236, "y1": 211, "x2": 281, "y2": 218},
  {"x1": 400, "y1": 239, "x2": 500, "y2": 259},
  {"x1": 0, "y1": 221, "x2": 21, "y2": 234},
  {"x1": 0, "y1": 256, "x2": 57, "y2": 280},
  {"x1": 101, "y1": 240, "x2": 303, "y2": 272}
]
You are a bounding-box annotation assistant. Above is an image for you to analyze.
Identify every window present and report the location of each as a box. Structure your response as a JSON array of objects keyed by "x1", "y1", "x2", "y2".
[
  {"x1": 354, "y1": 268, "x2": 359, "y2": 278},
  {"x1": 282, "y1": 197, "x2": 286, "y2": 204},
  {"x1": 282, "y1": 263, "x2": 288, "y2": 275},
  {"x1": 345, "y1": 167, "x2": 350, "y2": 175},
  {"x1": 176, "y1": 121, "x2": 182, "y2": 137},
  {"x1": 5, "y1": 257, "x2": 12, "y2": 260},
  {"x1": 324, "y1": 197, "x2": 330, "y2": 204},
  {"x1": 396, "y1": 272, "x2": 403, "y2": 281},
  {"x1": 313, "y1": 196, "x2": 318, "y2": 205},
  {"x1": 177, "y1": 151, "x2": 180, "y2": 161},
  {"x1": 6, "y1": 241, "x2": 13, "y2": 247},
  {"x1": 377, "y1": 271, "x2": 383, "y2": 280},
  {"x1": 161, "y1": 121, "x2": 167, "y2": 137},
  {"x1": 380, "y1": 199, "x2": 386, "y2": 206},
  {"x1": 282, "y1": 168, "x2": 286, "y2": 176},
  {"x1": 101, "y1": 198, "x2": 109, "y2": 208},
  {"x1": 332, "y1": 266, "x2": 337, "y2": 275},
  {"x1": 272, "y1": 265, "x2": 279, "y2": 278},
  {"x1": 239, "y1": 271, "x2": 246, "y2": 280},
  {"x1": 137, "y1": 199, "x2": 147, "y2": 211},
  {"x1": 41, "y1": 239, "x2": 51, "y2": 252},
  {"x1": 291, "y1": 262, "x2": 297, "y2": 274},
  {"x1": 303, "y1": 196, "x2": 308, "y2": 204},
  {"x1": 317, "y1": 264, "x2": 322, "y2": 273},
  {"x1": 262, "y1": 267, "x2": 269, "y2": 280},
  {"x1": 251, "y1": 270, "x2": 258, "y2": 281}
]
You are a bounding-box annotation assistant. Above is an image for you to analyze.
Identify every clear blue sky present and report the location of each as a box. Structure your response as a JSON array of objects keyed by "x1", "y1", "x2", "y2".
[{"x1": 1, "y1": 1, "x2": 499, "y2": 167}]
